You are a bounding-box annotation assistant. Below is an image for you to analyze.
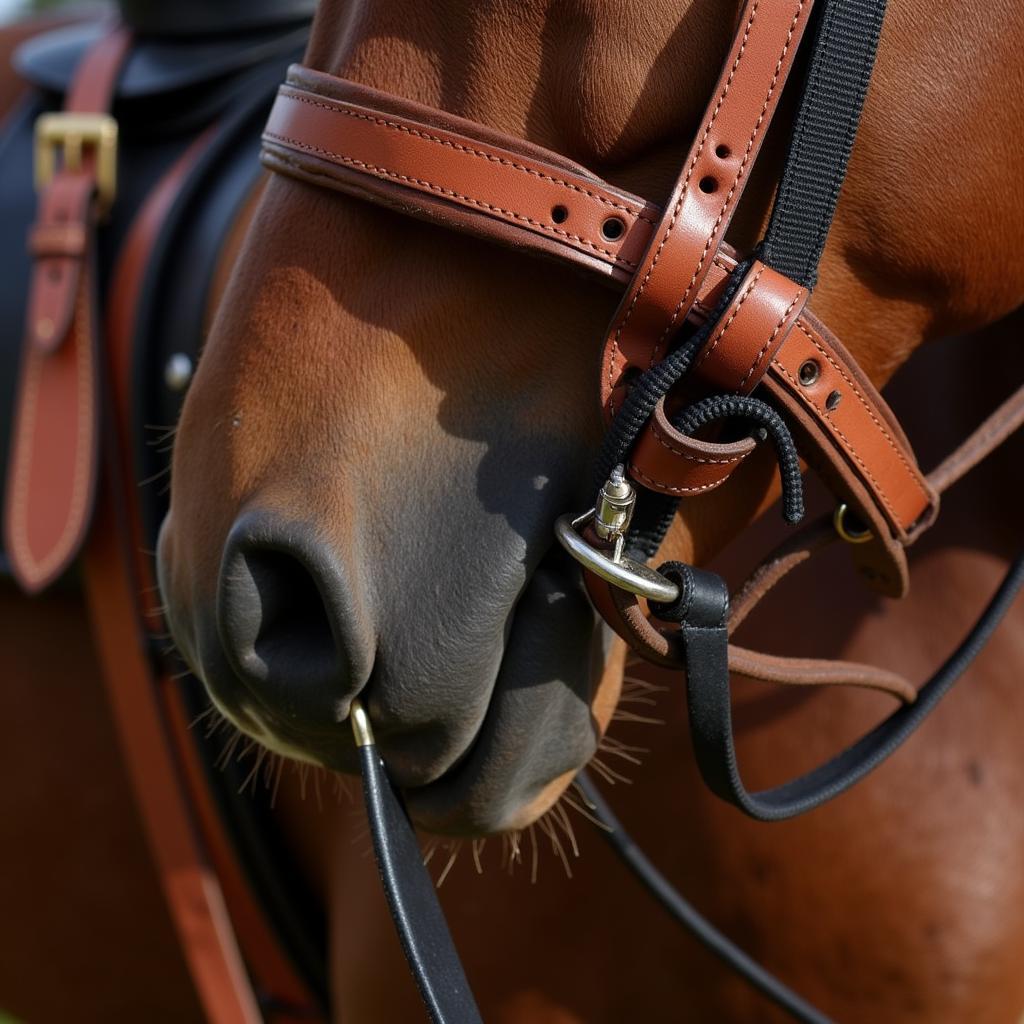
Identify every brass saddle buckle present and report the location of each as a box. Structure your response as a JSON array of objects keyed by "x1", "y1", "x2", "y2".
[
  {"x1": 35, "y1": 112, "x2": 119, "y2": 215},
  {"x1": 555, "y1": 466, "x2": 680, "y2": 604}
]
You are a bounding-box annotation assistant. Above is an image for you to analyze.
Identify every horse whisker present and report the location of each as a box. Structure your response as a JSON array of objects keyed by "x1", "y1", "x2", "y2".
[
  {"x1": 611, "y1": 708, "x2": 665, "y2": 725},
  {"x1": 562, "y1": 790, "x2": 612, "y2": 833},
  {"x1": 471, "y1": 838, "x2": 486, "y2": 875},
  {"x1": 436, "y1": 841, "x2": 462, "y2": 888},
  {"x1": 538, "y1": 814, "x2": 572, "y2": 878},
  {"x1": 588, "y1": 754, "x2": 632, "y2": 786},
  {"x1": 528, "y1": 824, "x2": 539, "y2": 884},
  {"x1": 549, "y1": 802, "x2": 580, "y2": 858}
]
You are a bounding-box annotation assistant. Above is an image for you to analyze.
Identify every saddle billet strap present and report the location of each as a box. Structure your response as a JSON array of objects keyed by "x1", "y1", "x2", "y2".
[
  {"x1": 599, "y1": 0, "x2": 815, "y2": 419},
  {"x1": 3, "y1": 25, "x2": 132, "y2": 592},
  {"x1": 352, "y1": 702, "x2": 484, "y2": 1024},
  {"x1": 260, "y1": 71, "x2": 936, "y2": 574}
]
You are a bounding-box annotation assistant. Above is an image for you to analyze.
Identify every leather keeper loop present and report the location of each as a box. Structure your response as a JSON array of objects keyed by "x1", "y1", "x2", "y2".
[
  {"x1": 627, "y1": 397, "x2": 756, "y2": 497},
  {"x1": 691, "y1": 260, "x2": 807, "y2": 395},
  {"x1": 29, "y1": 221, "x2": 88, "y2": 260}
]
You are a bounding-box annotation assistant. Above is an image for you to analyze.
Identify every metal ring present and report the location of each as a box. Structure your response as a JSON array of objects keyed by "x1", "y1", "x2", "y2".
[
  {"x1": 554, "y1": 512, "x2": 680, "y2": 603},
  {"x1": 833, "y1": 503, "x2": 873, "y2": 545},
  {"x1": 350, "y1": 698, "x2": 375, "y2": 747}
]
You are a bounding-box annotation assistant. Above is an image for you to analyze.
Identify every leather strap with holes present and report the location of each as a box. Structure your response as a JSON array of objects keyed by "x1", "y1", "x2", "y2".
[
  {"x1": 598, "y1": 0, "x2": 814, "y2": 419},
  {"x1": 261, "y1": 68, "x2": 663, "y2": 286},
  {"x1": 4, "y1": 27, "x2": 131, "y2": 592}
]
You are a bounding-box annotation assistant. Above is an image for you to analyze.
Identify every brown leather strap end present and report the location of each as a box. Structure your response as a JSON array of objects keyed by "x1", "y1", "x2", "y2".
[
  {"x1": 3, "y1": 26, "x2": 131, "y2": 592},
  {"x1": 5, "y1": 271, "x2": 100, "y2": 593},
  {"x1": 628, "y1": 397, "x2": 756, "y2": 496}
]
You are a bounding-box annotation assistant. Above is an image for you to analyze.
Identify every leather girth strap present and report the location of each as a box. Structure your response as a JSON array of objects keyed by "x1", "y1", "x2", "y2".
[{"x1": 4, "y1": 26, "x2": 131, "y2": 592}]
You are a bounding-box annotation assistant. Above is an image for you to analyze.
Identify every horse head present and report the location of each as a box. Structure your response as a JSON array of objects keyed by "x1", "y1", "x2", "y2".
[{"x1": 158, "y1": 0, "x2": 1024, "y2": 835}]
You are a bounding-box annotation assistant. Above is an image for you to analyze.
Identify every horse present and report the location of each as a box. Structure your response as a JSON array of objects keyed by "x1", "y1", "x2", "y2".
[
  {"x1": 4, "y1": 0, "x2": 1024, "y2": 1022},
  {"x1": 158, "y1": 0, "x2": 1024, "y2": 1018}
]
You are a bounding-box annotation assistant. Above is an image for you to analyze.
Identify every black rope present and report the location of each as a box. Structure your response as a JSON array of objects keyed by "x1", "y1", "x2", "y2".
[
  {"x1": 594, "y1": 256, "x2": 805, "y2": 556},
  {"x1": 672, "y1": 395, "x2": 804, "y2": 524},
  {"x1": 594, "y1": 258, "x2": 753, "y2": 490}
]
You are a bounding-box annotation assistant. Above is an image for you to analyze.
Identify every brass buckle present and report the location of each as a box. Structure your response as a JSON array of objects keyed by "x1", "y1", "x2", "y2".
[{"x1": 35, "y1": 113, "x2": 118, "y2": 214}]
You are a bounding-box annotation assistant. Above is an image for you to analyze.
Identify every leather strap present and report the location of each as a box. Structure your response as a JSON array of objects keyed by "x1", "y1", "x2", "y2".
[
  {"x1": 4, "y1": 26, "x2": 131, "y2": 592},
  {"x1": 692, "y1": 260, "x2": 808, "y2": 395},
  {"x1": 599, "y1": 0, "x2": 813, "y2": 419},
  {"x1": 628, "y1": 258, "x2": 807, "y2": 499},
  {"x1": 581, "y1": 523, "x2": 917, "y2": 705},
  {"x1": 102, "y1": 129, "x2": 322, "y2": 1021},
  {"x1": 262, "y1": 68, "x2": 662, "y2": 286},
  {"x1": 586, "y1": 372, "x2": 1024, "y2": 688},
  {"x1": 665, "y1": 557, "x2": 1024, "y2": 821},
  {"x1": 626, "y1": 292, "x2": 935, "y2": 594},
  {"x1": 357, "y1": 731, "x2": 483, "y2": 1024}
]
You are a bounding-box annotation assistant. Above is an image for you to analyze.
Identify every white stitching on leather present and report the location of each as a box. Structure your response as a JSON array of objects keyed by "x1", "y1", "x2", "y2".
[
  {"x1": 278, "y1": 91, "x2": 658, "y2": 224},
  {"x1": 9, "y1": 270, "x2": 93, "y2": 586},
  {"x1": 264, "y1": 133, "x2": 642, "y2": 269},
  {"x1": 605, "y1": 0, "x2": 764, "y2": 409},
  {"x1": 734, "y1": 286, "x2": 804, "y2": 391}
]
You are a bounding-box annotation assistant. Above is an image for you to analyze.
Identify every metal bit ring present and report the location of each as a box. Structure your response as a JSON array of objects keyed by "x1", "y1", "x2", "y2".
[{"x1": 555, "y1": 511, "x2": 680, "y2": 603}]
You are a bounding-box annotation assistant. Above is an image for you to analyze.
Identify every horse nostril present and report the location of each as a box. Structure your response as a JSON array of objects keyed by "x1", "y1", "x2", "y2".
[
  {"x1": 217, "y1": 516, "x2": 373, "y2": 728},
  {"x1": 236, "y1": 548, "x2": 335, "y2": 673}
]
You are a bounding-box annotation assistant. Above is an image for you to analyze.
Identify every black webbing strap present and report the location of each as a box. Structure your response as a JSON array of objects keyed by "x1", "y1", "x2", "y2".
[
  {"x1": 654, "y1": 556, "x2": 1024, "y2": 821},
  {"x1": 761, "y1": 0, "x2": 888, "y2": 287},
  {"x1": 356, "y1": 725, "x2": 483, "y2": 1024}
]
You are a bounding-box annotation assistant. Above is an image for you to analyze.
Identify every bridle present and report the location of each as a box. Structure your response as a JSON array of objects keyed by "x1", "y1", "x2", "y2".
[{"x1": 259, "y1": 0, "x2": 1024, "y2": 1020}]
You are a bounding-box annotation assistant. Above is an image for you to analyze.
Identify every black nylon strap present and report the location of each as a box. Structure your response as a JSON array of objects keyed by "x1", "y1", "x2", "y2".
[
  {"x1": 358, "y1": 743, "x2": 483, "y2": 1024},
  {"x1": 761, "y1": 0, "x2": 888, "y2": 287},
  {"x1": 664, "y1": 556, "x2": 1024, "y2": 821}
]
